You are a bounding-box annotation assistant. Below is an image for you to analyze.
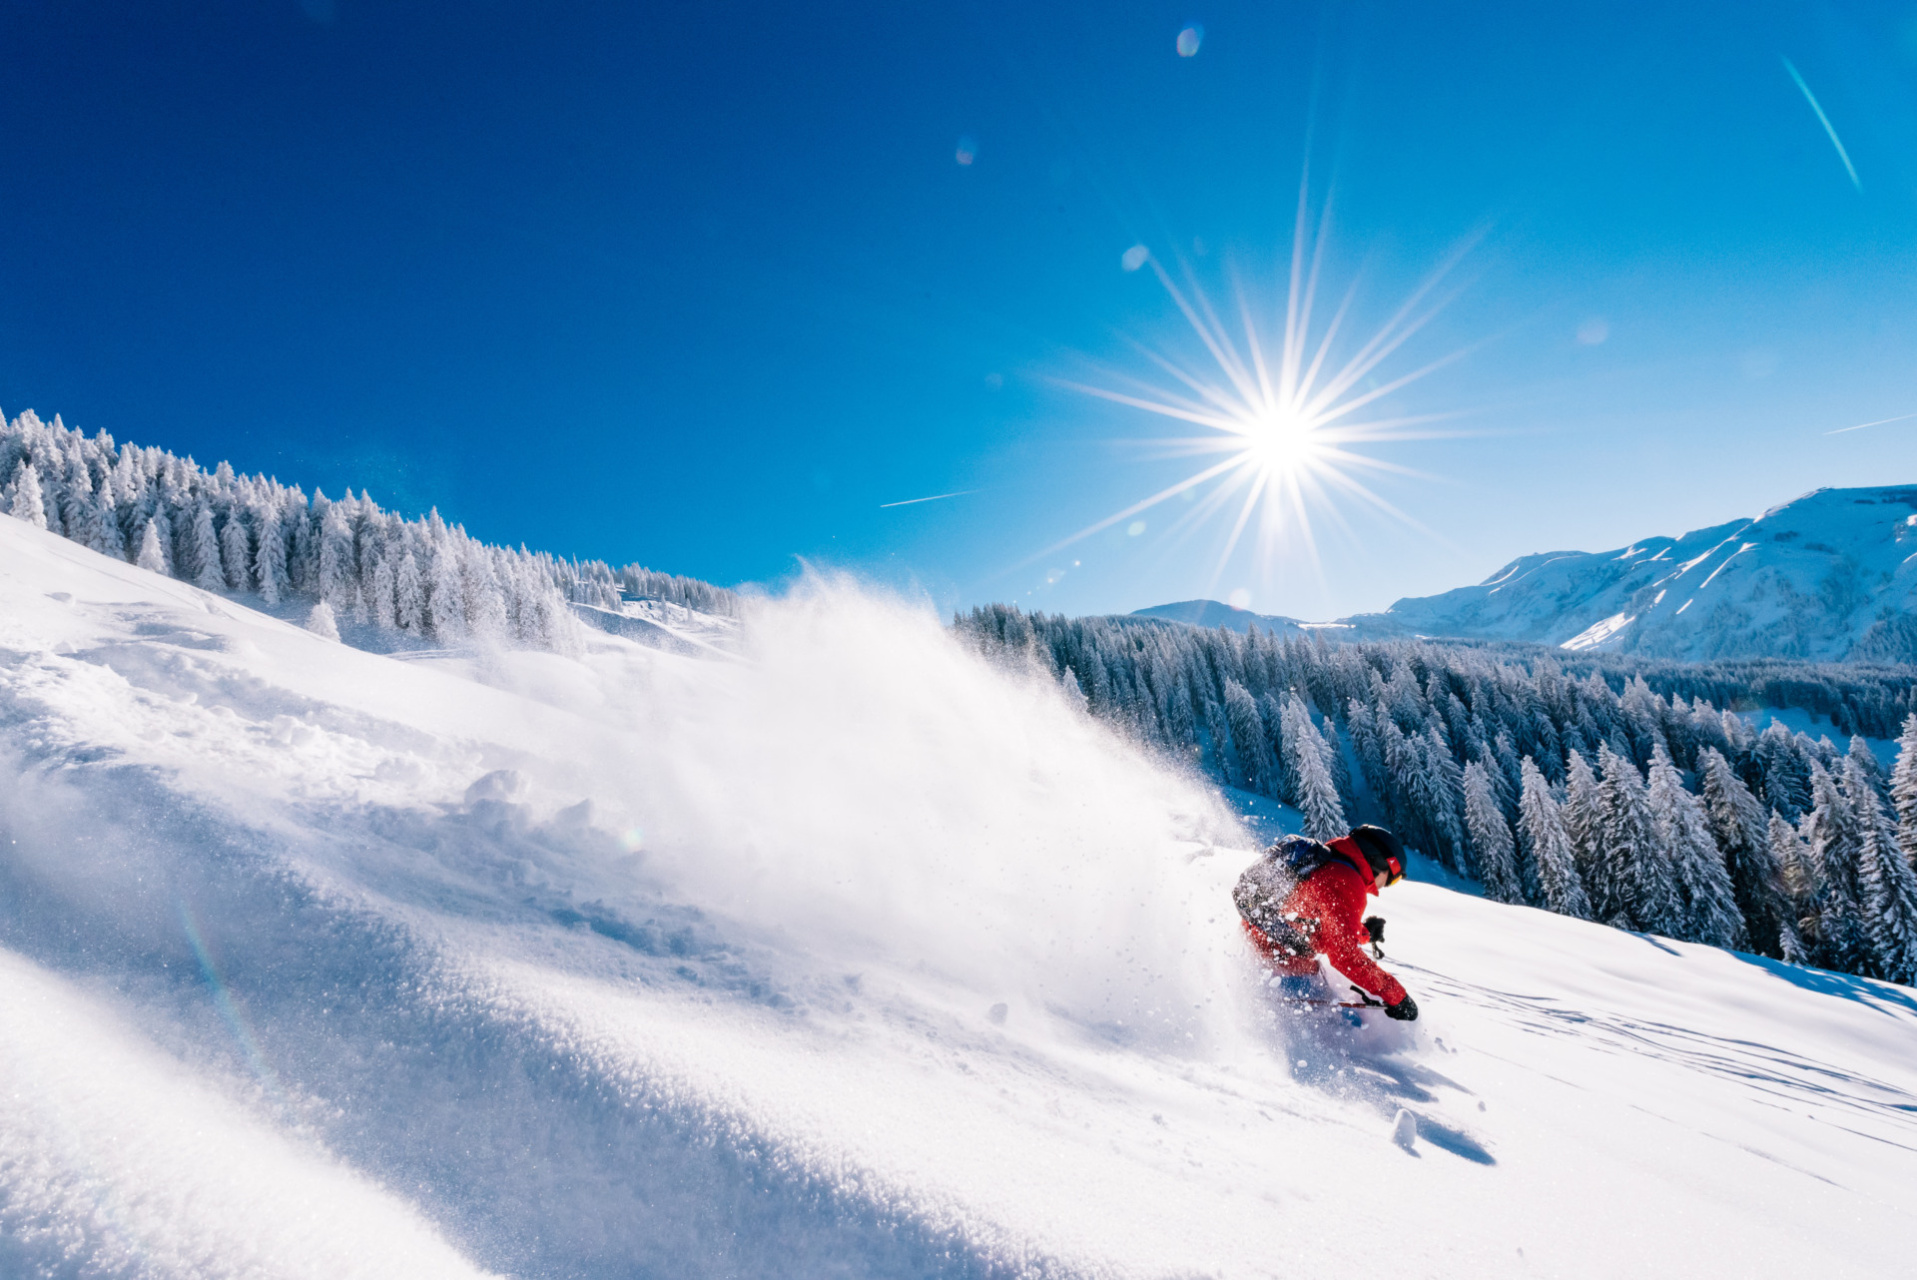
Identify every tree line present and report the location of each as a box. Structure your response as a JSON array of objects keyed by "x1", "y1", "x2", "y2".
[
  {"x1": 0, "y1": 411, "x2": 737, "y2": 648},
  {"x1": 8, "y1": 408, "x2": 1914, "y2": 985},
  {"x1": 955, "y1": 604, "x2": 1917, "y2": 987}
]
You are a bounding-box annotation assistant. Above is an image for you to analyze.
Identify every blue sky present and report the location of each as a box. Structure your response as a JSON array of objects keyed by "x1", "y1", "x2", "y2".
[{"x1": 2, "y1": 1, "x2": 1915, "y2": 619}]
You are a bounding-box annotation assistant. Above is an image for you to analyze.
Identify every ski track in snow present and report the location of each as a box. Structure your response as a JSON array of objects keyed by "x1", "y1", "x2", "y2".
[{"x1": 3, "y1": 517, "x2": 1916, "y2": 1279}]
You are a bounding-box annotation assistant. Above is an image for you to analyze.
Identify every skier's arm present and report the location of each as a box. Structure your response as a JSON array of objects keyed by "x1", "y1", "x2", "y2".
[{"x1": 1313, "y1": 876, "x2": 1408, "y2": 1006}]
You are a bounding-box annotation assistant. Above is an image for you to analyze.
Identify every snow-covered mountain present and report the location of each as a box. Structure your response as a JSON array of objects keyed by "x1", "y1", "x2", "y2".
[
  {"x1": 1138, "y1": 486, "x2": 1917, "y2": 662},
  {"x1": 1129, "y1": 598, "x2": 1322, "y2": 637},
  {"x1": 4, "y1": 513, "x2": 1915, "y2": 1278}
]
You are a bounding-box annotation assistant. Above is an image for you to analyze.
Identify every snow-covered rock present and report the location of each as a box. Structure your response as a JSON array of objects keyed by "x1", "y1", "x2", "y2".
[
  {"x1": 3, "y1": 512, "x2": 1915, "y2": 1278},
  {"x1": 1140, "y1": 485, "x2": 1917, "y2": 661}
]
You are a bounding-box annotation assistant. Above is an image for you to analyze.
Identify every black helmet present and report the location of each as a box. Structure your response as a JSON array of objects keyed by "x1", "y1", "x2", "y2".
[{"x1": 1349, "y1": 825, "x2": 1406, "y2": 886}]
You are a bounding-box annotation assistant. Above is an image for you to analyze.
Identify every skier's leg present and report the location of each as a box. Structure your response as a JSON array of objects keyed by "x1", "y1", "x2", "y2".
[{"x1": 1274, "y1": 965, "x2": 1333, "y2": 1006}]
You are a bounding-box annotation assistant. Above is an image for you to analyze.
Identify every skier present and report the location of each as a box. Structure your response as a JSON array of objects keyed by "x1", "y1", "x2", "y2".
[{"x1": 1233, "y1": 824, "x2": 1419, "y2": 1022}]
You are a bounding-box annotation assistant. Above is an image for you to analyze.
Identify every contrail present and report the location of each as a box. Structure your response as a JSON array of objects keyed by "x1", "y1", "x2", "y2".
[
  {"x1": 1783, "y1": 57, "x2": 1861, "y2": 192},
  {"x1": 879, "y1": 489, "x2": 977, "y2": 509},
  {"x1": 1824, "y1": 411, "x2": 1917, "y2": 435}
]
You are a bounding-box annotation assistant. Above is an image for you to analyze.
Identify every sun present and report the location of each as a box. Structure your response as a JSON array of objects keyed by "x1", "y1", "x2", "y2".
[
  {"x1": 1044, "y1": 177, "x2": 1476, "y2": 592},
  {"x1": 1244, "y1": 410, "x2": 1322, "y2": 476}
]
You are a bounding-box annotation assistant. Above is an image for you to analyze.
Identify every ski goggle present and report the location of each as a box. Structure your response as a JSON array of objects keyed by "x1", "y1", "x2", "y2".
[{"x1": 1382, "y1": 856, "x2": 1404, "y2": 886}]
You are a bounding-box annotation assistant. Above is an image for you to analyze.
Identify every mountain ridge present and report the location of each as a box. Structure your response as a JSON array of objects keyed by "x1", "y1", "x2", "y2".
[{"x1": 1135, "y1": 485, "x2": 1917, "y2": 662}]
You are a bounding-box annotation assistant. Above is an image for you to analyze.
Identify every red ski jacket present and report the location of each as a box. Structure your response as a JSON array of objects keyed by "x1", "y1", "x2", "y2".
[{"x1": 1241, "y1": 844, "x2": 1407, "y2": 1006}]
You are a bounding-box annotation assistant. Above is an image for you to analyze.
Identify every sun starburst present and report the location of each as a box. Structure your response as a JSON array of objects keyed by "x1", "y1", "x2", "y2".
[{"x1": 1049, "y1": 180, "x2": 1479, "y2": 597}]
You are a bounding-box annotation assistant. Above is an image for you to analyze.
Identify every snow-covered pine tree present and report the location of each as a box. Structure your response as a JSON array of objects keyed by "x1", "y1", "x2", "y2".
[
  {"x1": 150, "y1": 510, "x2": 177, "y2": 575},
  {"x1": 1754, "y1": 720, "x2": 1813, "y2": 820},
  {"x1": 1647, "y1": 745, "x2": 1745, "y2": 948},
  {"x1": 1203, "y1": 697, "x2": 1236, "y2": 786},
  {"x1": 1850, "y1": 763, "x2": 1917, "y2": 985},
  {"x1": 1375, "y1": 713, "x2": 1411, "y2": 830},
  {"x1": 1275, "y1": 693, "x2": 1309, "y2": 800},
  {"x1": 1400, "y1": 728, "x2": 1449, "y2": 870},
  {"x1": 135, "y1": 518, "x2": 167, "y2": 573},
  {"x1": 1463, "y1": 760, "x2": 1522, "y2": 902},
  {"x1": 1165, "y1": 671, "x2": 1197, "y2": 748},
  {"x1": 1893, "y1": 714, "x2": 1917, "y2": 871},
  {"x1": 395, "y1": 548, "x2": 425, "y2": 634},
  {"x1": 1858, "y1": 830, "x2": 1917, "y2": 985},
  {"x1": 1802, "y1": 761, "x2": 1867, "y2": 974},
  {"x1": 254, "y1": 511, "x2": 288, "y2": 605},
  {"x1": 1345, "y1": 697, "x2": 1388, "y2": 815},
  {"x1": 1562, "y1": 749, "x2": 1607, "y2": 915},
  {"x1": 1493, "y1": 730, "x2": 1524, "y2": 818},
  {"x1": 5, "y1": 459, "x2": 47, "y2": 528},
  {"x1": 1768, "y1": 812, "x2": 1814, "y2": 963},
  {"x1": 1595, "y1": 743, "x2": 1680, "y2": 933},
  {"x1": 1224, "y1": 679, "x2": 1275, "y2": 798},
  {"x1": 1686, "y1": 699, "x2": 1730, "y2": 761},
  {"x1": 37, "y1": 467, "x2": 64, "y2": 535},
  {"x1": 1847, "y1": 736, "x2": 1890, "y2": 805},
  {"x1": 1697, "y1": 746, "x2": 1791, "y2": 958},
  {"x1": 1282, "y1": 694, "x2": 1346, "y2": 839},
  {"x1": 219, "y1": 508, "x2": 252, "y2": 590},
  {"x1": 531, "y1": 575, "x2": 582, "y2": 657},
  {"x1": 462, "y1": 539, "x2": 510, "y2": 639},
  {"x1": 291, "y1": 490, "x2": 321, "y2": 593},
  {"x1": 1421, "y1": 725, "x2": 1470, "y2": 873},
  {"x1": 1322, "y1": 716, "x2": 1355, "y2": 813},
  {"x1": 1619, "y1": 675, "x2": 1666, "y2": 766},
  {"x1": 1440, "y1": 692, "x2": 1472, "y2": 756},
  {"x1": 370, "y1": 554, "x2": 397, "y2": 630},
  {"x1": 426, "y1": 541, "x2": 468, "y2": 642},
  {"x1": 91, "y1": 477, "x2": 125, "y2": 560},
  {"x1": 317, "y1": 503, "x2": 355, "y2": 610},
  {"x1": 1519, "y1": 756, "x2": 1591, "y2": 918},
  {"x1": 1803, "y1": 732, "x2": 1840, "y2": 770},
  {"x1": 190, "y1": 503, "x2": 225, "y2": 592},
  {"x1": 1718, "y1": 706, "x2": 1755, "y2": 756},
  {"x1": 305, "y1": 599, "x2": 341, "y2": 642},
  {"x1": 1664, "y1": 693, "x2": 1695, "y2": 768},
  {"x1": 1531, "y1": 711, "x2": 1564, "y2": 780},
  {"x1": 1383, "y1": 666, "x2": 1422, "y2": 733}
]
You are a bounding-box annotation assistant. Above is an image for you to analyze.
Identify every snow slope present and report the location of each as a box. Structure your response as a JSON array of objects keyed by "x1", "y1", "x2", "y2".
[
  {"x1": 3, "y1": 513, "x2": 1916, "y2": 1279},
  {"x1": 1138, "y1": 486, "x2": 1917, "y2": 661},
  {"x1": 570, "y1": 595, "x2": 742, "y2": 659}
]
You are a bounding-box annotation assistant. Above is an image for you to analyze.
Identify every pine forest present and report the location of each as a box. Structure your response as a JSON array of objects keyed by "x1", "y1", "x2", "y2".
[
  {"x1": 954, "y1": 603, "x2": 1917, "y2": 987},
  {"x1": 6, "y1": 409, "x2": 1917, "y2": 988}
]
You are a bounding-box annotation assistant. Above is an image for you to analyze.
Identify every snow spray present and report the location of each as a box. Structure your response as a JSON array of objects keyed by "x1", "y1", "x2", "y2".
[{"x1": 620, "y1": 576, "x2": 1255, "y2": 1052}]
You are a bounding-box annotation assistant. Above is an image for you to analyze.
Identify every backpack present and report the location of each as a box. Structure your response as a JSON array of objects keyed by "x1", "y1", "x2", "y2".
[
  {"x1": 1269, "y1": 834, "x2": 1365, "y2": 883},
  {"x1": 1232, "y1": 835, "x2": 1365, "y2": 957}
]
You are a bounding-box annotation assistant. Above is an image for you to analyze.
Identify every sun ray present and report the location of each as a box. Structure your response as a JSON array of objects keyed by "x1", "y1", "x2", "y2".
[
  {"x1": 1296, "y1": 276, "x2": 1358, "y2": 408},
  {"x1": 1214, "y1": 468, "x2": 1273, "y2": 574},
  {"x1": 1026, "y1": 453, "x2": 1251, "y2": 563},
  {"x1": 1060, "y1": 186, "x2": 1476, "y2": 595}
]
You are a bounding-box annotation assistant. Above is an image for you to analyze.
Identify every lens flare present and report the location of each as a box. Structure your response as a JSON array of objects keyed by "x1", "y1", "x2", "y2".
[{"x1": 1049, "y1": 174, "x2": 1479, "y2": 589}]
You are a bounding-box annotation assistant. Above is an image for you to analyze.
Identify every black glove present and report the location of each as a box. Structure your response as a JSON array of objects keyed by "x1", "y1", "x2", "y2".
[
  {"x1": 1364, "y1": 916, "x2": 1385, "y2": 944},
  {"x1": 1384, "y1": 993, "x2": 1418, "y2": 1022}
]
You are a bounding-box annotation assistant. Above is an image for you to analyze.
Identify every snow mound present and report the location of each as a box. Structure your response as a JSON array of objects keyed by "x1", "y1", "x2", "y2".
[{"x1": 2, "y1": 513, "x2": 1915, "y2": 1278}]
